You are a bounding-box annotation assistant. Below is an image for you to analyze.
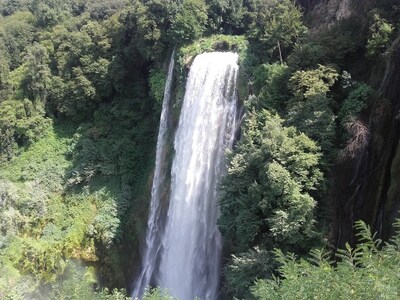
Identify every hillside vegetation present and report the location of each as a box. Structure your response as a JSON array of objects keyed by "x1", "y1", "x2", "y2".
[{"x1": 0, "y1": 0, "x2": 399, "y2": 299}]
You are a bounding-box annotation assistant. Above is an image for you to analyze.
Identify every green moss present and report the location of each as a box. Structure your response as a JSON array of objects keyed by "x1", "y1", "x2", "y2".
[
  {"x1": 177, "y1": 34, "x2": 248, "y2": 69},
  {"x1": 174, "y1": 34, "x2": 249, "y2": 109},
  {"x1": 149, "y1": 68, "x2": 167, "y2": 105}
]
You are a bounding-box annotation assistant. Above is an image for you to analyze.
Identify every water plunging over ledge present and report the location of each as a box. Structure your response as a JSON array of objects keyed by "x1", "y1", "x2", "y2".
[{"x1": 133, "y1": 52, "x2": 240, "y2": 300}]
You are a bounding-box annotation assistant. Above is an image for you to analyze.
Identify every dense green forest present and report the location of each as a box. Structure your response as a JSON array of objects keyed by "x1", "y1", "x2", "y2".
[{"x1": 0, "y1": 0, "x2": 399, "y2": 299}]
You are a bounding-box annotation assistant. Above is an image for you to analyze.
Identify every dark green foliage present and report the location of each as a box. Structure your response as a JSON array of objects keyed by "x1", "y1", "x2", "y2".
[
  {"x1": 219, "y1": 110, "x2": 322, "y2": 252},
  {"x1": 0, "y1": 0, "x2": 29, "y2": 16},
  {"x1": 84, "y1": 0, "x2": 129, "y2": 20},
  {"x1": 224, "y1": 248, "x2": 276, "y2": 299},
  {"x1": 287, "y1": 43, "x2": 326, "y2": 70},
  {"x1": 0, "y1": 100, "x2": 50, "y2": 161},
  {"x1": 247, "y1": 0, "x2": 306, "y2": 62},
  {"x1": 119, "y1": 0, "x2": 177, "y2": 61},
  {"x1": 366, "y1": 13, "x2": 394, "y2": 58},
  {"x1": 206, "y1": 0, "x2": 245, "y2": 34},
  {"x1": 251, "y1": 63, "x2": 290, "y2": 113},
  {"x1": 0, "y1": 48, "x2": 11, "y2": 101},
  {"x1": 29, "y1": 0, "x2": 71, "y2": 27},
  {"x1": 23, "y1": 43, "x2": 52, "y2": 103},
  {"x1": 338, "y1": 83, "x2": 374, "y2": 125},
  {"x1": 286, "y1": 65, "x2": 339, "y2": 155},
  {"x1": 33, "y1": 17, "x2": 116, "y2": 120},
  {"x1": 287, "y1": 94, "x2": 336, "y2": 156},
  {"x1": 149, "y1": 68, "x2": 167, "y2": 104},
  {"x1": 0, "y1": 0, "x2": 398, "y2": 298},
  {"x1": 219, "y1": 110, "x2": 323, "y2": 297},
  {"x1": 310, "y1": 18, "x2": 366, "y2": 66},
  {"x1": 130, "y1": 1, "x2": 165, "y2": 59},
  {"x1": 170, "y1": 0, "x2": 208, "y2": 45},
  {"x1": 0, "y1": 11, "x2": 35, "y2": 69}
]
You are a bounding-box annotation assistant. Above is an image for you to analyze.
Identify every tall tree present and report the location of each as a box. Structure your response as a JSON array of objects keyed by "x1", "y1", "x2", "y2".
[
  {"x1": 23, "y1": 43, "x2": 51, "y2": 105},
  {"x1": 286, "y1": 65, "x2": 339, "y2": 155},
  {"x1": 219, "y1": 110, "x2": 323, "y2": 297},
  {"x1": 247, "y1": 0, "x2": 306, "y2": 62},
  {"x1": 29, "y1": 0, "x2": 70, "y2": 27},
  {"x1": 170, "y1": 0, "x2": 208, "y2": 44}
]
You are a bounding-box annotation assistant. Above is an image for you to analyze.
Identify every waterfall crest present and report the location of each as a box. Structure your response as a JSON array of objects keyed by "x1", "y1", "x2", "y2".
[
  {"x1": 132, "y1": 51, "x2": 175, "y2": 299},
  {"x1": 133, "y1": 52, "x2": 239, "y2": 300}
]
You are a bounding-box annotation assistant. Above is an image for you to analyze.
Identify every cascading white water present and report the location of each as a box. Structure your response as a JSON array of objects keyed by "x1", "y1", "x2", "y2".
[
  {"x1": 133, "y1": 51, "x2": 239, "y2": 300},
  {"x1": 132, "y1": 51, "x2": 175, "y2": 299},
  {"x1": 157, "y1": 52, "x2": 239, "y2": 300}
]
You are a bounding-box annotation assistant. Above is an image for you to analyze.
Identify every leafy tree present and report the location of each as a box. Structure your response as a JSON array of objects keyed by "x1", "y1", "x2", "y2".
[
  {"x1": 23, "y1": 43, "x2": 52, "y2": 104},
  {"x1": 29, "y1": 0, "x2": 71, "y2": 27},
  {"x1": 247, "y1": 0, "x2": 306, "y2": 62},
  {"x1": 0, "y1": 11, "x2": 35, "y2": 69},
  {"x1": 38, "y1": 21, "x2": 114, "y2": 120},
  {"x1": 120, "y1": 1, "x2": 165, "y2": 60},
  {"x1": 206, "y1": 0, "x2": 245, "y2": 34},
  {"x1": 251, "y1": 63, "x2": 290, "y2": 113},
  {"x1": 287, "y1": 43, "x2": 326, "y2": 70},
  {"x1": 366, "y1": 14, "x2": 394, "y2": 58},
  {"x1": 170, "y1": 0, "x2": 208, "y2": 44},
  {"x1": 286, "y1": 65, "x2": 339, "y2": 155},
  {"x1": 219, "y1": 110, "x2": 322, "y2": 297},
  {"x1": 113, "y1": 0, "x2": 176, "y2": 61},
  {"x1": 0, "y1": 99, "x2": 50, "y2": 161},
  {"x1": 219, "y1": 110, "x2": 322, "y2": 252},
  {"x1": 224, "y1": 247, "x2": 277, "y2": 299},
  {"x1": 44, "y1": 26, "x2": 93, "y2": 76},
  {"x1": 287, "y1": 95, "x2": 336, "y2": 156},
  {"x1": 0, "y1": 0, "x2": 29, "y2": 16},
  {"x1": 0, "y1": 48, "x2": 11, "y2": 102},
  {"x1": 338, "y1": 83, "x2": 374, "y2": 126},
  {"x1": 84, "y1": 0, "x2": 128, "y2": 20},
  {"x1": 143, "y1": 0, "x2": 179, "y2": 44},
  {"x1": 288, "y1": 65, "x2": 338, "y2": 100}
]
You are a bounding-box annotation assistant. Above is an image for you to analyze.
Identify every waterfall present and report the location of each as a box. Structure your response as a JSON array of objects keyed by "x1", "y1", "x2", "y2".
[
  {"x1": 133, "y1": 52, "x2": 239, "y2": 300},
  {"x1": 132, "y1": 51, "x2": 175, "y2": 299}
]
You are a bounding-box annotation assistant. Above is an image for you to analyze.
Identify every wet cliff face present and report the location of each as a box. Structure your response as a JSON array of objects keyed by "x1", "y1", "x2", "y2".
[
  {"x1": 332, "y1": 37, "x2": 400, "y2": 248},
  {"x1": 301, "y1": 0, "x2": 400, "y2": 248}
]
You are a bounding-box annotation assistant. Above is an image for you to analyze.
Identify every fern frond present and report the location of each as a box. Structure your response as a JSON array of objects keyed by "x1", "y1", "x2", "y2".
[
  {"x1": 354, "y1": 220, "x2": 375, "y2": 247},
  {"x1": 307, "y1": 248, "x2": 331, "y2": 266}
]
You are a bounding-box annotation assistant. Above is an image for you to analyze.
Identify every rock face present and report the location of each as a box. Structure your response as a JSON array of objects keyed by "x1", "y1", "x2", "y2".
[
  {"x1": 332, "y1": 37, "x2": 400, "y2": 248},
  {"x1": 307, "y1": 0, "x2": 353, "y2": 31},
  {"x1": 301, "y1": 0, "x2": 400, "y2": 249},
  {"x1": 335, "y1": 0, "x2": 352, "y2": 20}
]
